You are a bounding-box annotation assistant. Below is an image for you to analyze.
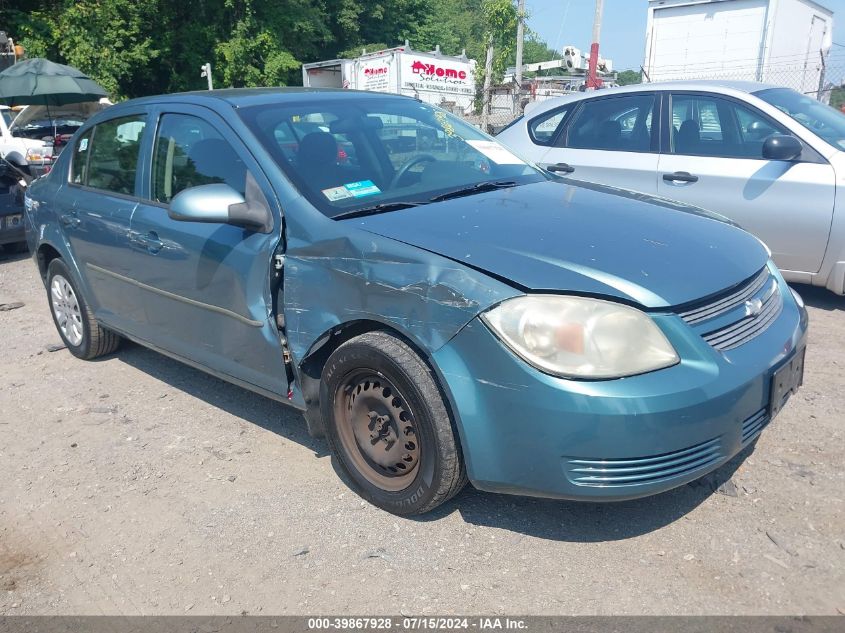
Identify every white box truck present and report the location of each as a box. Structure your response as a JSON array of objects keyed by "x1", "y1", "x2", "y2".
[
  {"x1": 302, "y1": 45, "x2": 477, "y2": 114},
  {"x1": 643, "y1": 0, "x2": 833, "y2": 95}
]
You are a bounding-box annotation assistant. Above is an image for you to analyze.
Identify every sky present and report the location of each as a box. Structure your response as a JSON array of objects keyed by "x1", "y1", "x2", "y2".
[{"x1": 525, "y1": 0, "x2": 845, "y2": 72}]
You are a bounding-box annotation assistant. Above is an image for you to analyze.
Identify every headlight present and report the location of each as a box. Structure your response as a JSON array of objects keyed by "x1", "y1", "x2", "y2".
[
  {"x1": 25, "y1": 148, "x2": 51, "y2": 164},
  {"x1": 481, "y1": 295, "x2": 679, "y2": 379}
]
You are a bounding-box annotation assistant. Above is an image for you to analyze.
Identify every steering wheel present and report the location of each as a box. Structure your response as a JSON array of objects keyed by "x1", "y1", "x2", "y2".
[{"x1": 389, "y1": 154, "x2": 437, "y2": 189}]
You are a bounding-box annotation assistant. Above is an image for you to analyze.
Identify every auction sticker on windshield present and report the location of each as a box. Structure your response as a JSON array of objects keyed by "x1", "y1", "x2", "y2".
[
  {"x1": 466, "y1": 140, "x2": 525, "y2": 165},
  {"x1": 323, "y1": 180, "x2": 382, "y2": 201}
]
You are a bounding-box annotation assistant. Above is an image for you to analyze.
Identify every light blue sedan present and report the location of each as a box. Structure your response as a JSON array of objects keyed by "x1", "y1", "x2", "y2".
[{"x1": 24, "y1": 89, "x2": 807, "y2": 514}]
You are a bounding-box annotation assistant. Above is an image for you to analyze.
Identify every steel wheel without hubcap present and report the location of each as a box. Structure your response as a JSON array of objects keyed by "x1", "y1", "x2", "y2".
[
  {"x1": 334, "y1": 371, "x2": 421, "y2": 492},
  {"x1": 50, "y1": 274, "x2": 83, "y2": 346}
]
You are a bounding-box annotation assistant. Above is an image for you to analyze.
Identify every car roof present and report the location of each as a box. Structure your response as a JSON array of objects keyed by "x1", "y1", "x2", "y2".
[
  {"x1": 524, "y1": 80, "x2": 782, "y2": 116},
  {"x1": 105, "y1": 87, "x2": 413, "y2": 111}
]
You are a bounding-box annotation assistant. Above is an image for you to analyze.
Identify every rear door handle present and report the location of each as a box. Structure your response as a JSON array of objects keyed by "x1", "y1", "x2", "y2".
[
  {"x1": 547, "y1": 162, "x2": 575, "y2": 174},
  {"x1": 59, "y1": 209, "x2": 80, "y2": 229},
  {"x1": 662, "y1": 171, "x2": 699, "y2": 184}
]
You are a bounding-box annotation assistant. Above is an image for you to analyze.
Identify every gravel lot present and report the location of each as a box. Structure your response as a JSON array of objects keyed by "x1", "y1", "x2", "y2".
[{"x1": 0, "y1": 247, "x2": 843, "y2": 616}]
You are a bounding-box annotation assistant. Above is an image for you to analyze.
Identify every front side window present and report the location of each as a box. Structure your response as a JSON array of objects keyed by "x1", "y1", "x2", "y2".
[
  {"x1": 84, "y1": 115, "x2": 146, "y2": 195},
  {"x1": 528, "y1": 105, "x2": 573, "y2": 146},
  {"x1": 152, "y1": 113, "x2": 247, "y2": 203},
  {"x1": 239, "y1": 97, "x2": 544, "y2": 218},
  {"x1": 670, "y1": 94, "x2": 789, "y2": 158},
  {"x1": 565, "y1": 94, "x2": 656, "y2": 152},
  {"x1": 755, "y1": 87, "x2": 845, "y2": 151}
]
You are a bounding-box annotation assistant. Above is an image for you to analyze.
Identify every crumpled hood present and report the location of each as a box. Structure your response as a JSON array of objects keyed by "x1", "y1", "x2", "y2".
[{"x1": 351, "y1": 180, "x2": 769, "y2": 309}]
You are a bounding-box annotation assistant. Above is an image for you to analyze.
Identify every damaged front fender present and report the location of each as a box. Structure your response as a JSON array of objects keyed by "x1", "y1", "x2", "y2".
[{"x1": 282, "y1": 195, "x2": 519, "y2": 373}]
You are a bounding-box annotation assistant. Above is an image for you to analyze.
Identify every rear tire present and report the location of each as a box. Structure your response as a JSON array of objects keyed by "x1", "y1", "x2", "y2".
[
  {"x1": 321, "y1": 331, "x2": 466, "y2": 515},
  {"x1": 46, "y1": 258, "x2": 120, "y2": 360}
]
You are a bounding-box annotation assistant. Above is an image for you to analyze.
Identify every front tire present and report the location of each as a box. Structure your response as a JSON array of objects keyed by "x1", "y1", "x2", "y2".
[
  {"x1": 46, "y1": 258, "x2": 120, "y2": 359},
  {"x1": 321, "y1": 331, "x2": 466, "y2": 515}
]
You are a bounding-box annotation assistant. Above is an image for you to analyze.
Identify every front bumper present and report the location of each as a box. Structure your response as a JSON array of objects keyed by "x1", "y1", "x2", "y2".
[{"x1": 432, "y1": 273, "x2": 808, "y2": 501}]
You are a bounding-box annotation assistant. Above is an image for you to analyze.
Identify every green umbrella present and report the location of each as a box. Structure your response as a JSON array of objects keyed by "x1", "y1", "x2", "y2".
[{"x1": 0, "y1": 58, "x2": 108, "y2": 107}]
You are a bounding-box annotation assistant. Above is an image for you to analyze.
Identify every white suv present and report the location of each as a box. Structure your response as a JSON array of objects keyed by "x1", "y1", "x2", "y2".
[
  {"x1": 497, "y1": 81, "x2": 845, "y2": 295},
  {"x1": 0, "y1": 105, "x2": 53, "y2": 177}
]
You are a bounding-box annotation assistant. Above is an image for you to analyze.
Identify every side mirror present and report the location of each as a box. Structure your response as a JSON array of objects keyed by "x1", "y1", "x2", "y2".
[
  {"x1": 168, "y1": 179, "x2": 273, "y2": 233},
  {"x1": 762, "y1": 135, "x2": 802, "y2": 161}
]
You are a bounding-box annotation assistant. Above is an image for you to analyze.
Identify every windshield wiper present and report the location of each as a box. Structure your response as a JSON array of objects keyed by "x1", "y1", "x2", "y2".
[
  {"x1": 331, "y1": 200, "x2": 428, "y2": 221},
  {"x1": 428, "y1": 180, "x2": 518, "y2": 203}
]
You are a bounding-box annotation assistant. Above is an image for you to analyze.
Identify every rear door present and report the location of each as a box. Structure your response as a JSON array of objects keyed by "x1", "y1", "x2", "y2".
[
  {"x1": 539, "y1": 92, "x2": 660, "y2": 194},
  {"x1": 656, "y1": 92, "x2": 835, "y2": 274},
  {"x1": 127, "y1": 105, "x2": 287, "y2": 395},
  {"x1": 60, "y1": 111, "x2": 148, "y2": 331}
]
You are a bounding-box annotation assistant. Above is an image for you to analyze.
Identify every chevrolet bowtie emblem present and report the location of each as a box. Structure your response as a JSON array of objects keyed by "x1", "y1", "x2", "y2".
[{"x1": 745, "y1": 298, "x2": 764, "y2": 317}]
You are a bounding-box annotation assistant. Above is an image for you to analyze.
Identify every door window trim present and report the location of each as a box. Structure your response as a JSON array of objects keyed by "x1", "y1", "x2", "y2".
[
  {"x1": 663, "y1": 90, "x2": 827, "y2": 164},
  {"x1": 561, "y1": 92, "x2": 661, "y2": 154}
]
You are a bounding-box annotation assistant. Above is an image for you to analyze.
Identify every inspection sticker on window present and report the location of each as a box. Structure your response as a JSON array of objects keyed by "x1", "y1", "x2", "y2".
[
  {"x1": 78, "y1": 138, "x2": 88, "y2": 152},
  {"x1": 322, "y1": 186, "x2": 354, "y2": 201},
  {"x1": 466, "y1": 140, "x2": 525, "y2": 165},
  {"x1": 323, "y1": 180, "x2": 381, "y2": 201}
]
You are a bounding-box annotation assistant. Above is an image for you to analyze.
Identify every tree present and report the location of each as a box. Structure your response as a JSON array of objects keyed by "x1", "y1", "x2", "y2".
[
  {"x1": 480, "y1": 0, "x2": 517, "y2": 129},
  {"x1": 616, "y1": 69, "x2": 642, "y2": 86},
  {"x1": 0, "y1": 0, "x2": 562, "y2": 101},
  {"x1": 215, "y1": 6, "x2": 299, "y2": 88}
]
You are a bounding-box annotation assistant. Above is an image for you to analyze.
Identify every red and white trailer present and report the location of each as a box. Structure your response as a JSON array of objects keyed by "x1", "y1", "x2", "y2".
[{"x1": 302, "y1": 45, "x2": 477, "y2": 114}]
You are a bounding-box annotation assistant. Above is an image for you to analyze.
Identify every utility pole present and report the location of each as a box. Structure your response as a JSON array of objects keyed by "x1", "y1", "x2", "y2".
[
  {"x1": 514, "y1": 0, "x2": 526, "y2": 114},
  {"x1": 586, "y1": 0, "x2": 604, "y2": 90},
  {"x1": 200, "y1": 62, "x2": 214, "y2": 90},
  {"x1": 481, "y1": 34, "x2": 494, "y2": 133}
]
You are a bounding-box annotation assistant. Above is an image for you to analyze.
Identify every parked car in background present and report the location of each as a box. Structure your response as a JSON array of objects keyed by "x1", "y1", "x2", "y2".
[
  {"x1": 0, "y1": 100, "x2": 107, "y2": 177},
  {"x1": 497, "y1": 81, "x2": 845, "y2": 295},
  {"x1": 25, "y1": 89, "x2": 806, "y2": 515},
  {"x1": 0, "y1": 157, "x2": 27, "y2": 252},
  {"x1": 0, "y1": 104, "x2": 52, "y2": 177}
]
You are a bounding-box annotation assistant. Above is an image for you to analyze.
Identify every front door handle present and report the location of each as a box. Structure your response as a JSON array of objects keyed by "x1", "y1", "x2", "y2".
[
  {"x1": 547, "y1": 162, "x2": 575, "y2": 174},
  {"x1": 59, "y1": 209, "x2": 80, "y2": 229},
  {"x1": 662, "y1": 171, "x2": 699, "y2": 184},
  {"x1": 129, "y1": 230, "x2": 164, "y2": 254}
]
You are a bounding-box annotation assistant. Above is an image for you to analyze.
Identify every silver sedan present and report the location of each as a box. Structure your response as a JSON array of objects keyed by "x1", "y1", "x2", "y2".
[{"x1": 497, "y1": 80, "x2": 845, "y2": 295}]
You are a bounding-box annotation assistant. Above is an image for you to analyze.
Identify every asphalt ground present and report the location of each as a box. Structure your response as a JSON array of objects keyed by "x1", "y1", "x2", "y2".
[{"x1": 1, "y1": 248, "x2": 843, "y2": 615}]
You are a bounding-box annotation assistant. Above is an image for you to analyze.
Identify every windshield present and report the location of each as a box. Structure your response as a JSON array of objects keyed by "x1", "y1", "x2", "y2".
[
  {"x1": 755, "y1": 87, "x2": 845, "y2": 151},
  {"x1": 1, "y1": 109, "x2": 12, "y2": 128},
  {"x1": 239, "y1": 97, "x2": 545, "y2": 218}
]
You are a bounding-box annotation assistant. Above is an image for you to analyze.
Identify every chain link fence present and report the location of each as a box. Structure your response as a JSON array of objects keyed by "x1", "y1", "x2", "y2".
[{"x1": 454, "y1": 51, "x2": 845, "y2": 134}]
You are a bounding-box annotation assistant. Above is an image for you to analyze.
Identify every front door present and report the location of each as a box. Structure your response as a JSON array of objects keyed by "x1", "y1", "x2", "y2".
[
  {"x1": 656, "y1": 92, "x2": 835, "y2": 274},
  {"x1": 128, "y1": 106, "x2": 287, "y2": 395}
]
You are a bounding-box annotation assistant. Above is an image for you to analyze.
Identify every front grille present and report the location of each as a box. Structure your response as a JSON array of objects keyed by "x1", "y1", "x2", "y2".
[
  {"x1": 565, "y1": 437, "x2": 722, "y2": 487},
  {"x1": 741, "y1": 407, "x2": 770, "y2": 445},
  {"x1": 677, "y1": 268, "x2": 783, "y2": 352}
]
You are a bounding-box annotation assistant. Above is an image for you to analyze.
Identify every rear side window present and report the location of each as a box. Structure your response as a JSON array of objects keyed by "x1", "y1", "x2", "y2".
[
  {"x1": 83, "y1": 115, "x2": 146, "y2": 195},
  {"x1": 528, "y1": 105, "x2": 573, "y2": 146},
  {"x1": 151, "y1": 113, "x2": 248, "y2": 203},
  {"x1": 71, "y1": 129, "x2": 92, "y2": 185},
  {"x1": 565, "y1": 94, "x2": 656, "y2": 152}
]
